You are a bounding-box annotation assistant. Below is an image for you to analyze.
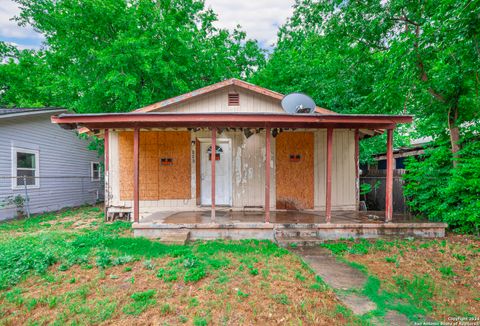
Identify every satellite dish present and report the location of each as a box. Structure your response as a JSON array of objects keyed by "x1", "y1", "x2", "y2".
[{"x1": 281, "y1": 93, "x2": 316, "y2": 114}]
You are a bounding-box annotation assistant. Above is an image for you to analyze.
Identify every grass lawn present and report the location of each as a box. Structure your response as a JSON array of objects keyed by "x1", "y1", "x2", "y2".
[
  {"x1": 1, "y1": 206, "x2": 478, "y2": 325},
  {"x1": 0, "y1": 206, "x2": 358, "y2": 325},
  {"x1": 320, "y1": 236, "x2": 480, "y2": 322}
]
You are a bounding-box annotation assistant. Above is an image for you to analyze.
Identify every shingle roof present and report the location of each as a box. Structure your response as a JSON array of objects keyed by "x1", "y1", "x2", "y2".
[{"x1": 0, "y1": 107, "x2": 67, "y2": 117}]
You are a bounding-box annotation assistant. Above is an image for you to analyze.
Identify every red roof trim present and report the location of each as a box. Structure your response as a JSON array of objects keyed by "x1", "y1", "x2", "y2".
[
  {"x1": 52, "y1": 112, "x2": 412, "y2": 130},
  {"x1": 135, "y1": 78, "x2": 336, "y2": 115}
]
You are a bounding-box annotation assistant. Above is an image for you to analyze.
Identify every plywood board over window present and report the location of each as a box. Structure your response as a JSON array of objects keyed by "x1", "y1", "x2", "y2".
[
  {"x1": 119, "y1": 131, "x2": 191, "y2": 200},
  {"x1": 275, "y1": 132, "x2": 314, "y2": 210}
]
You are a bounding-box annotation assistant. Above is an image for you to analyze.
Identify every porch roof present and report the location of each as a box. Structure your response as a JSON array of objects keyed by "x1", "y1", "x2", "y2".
[{"x1": 51, "y1": 112, "x2": 412, "y2": 130}]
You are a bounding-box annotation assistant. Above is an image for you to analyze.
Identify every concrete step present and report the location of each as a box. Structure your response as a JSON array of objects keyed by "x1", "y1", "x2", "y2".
[
  {"x1": 275, "y1": 229, "x2": 319, "y2": 238},
  {"x1": 156, "y1": 231, "x2": 190, "y2": 245},
  {"x1": 275, "y1": 236, "x2": 324, "y2": 247}
]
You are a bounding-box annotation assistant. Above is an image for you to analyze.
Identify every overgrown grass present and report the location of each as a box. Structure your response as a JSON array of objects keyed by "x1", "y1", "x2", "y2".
[
  {"x1": 0, "y1": 206, "x2": 356, "y2": 325},
  {"x1": 0, "y1": 216, "x2": 286, "y2": 289},
  {"x1": 321, "y1": 236, "x2": 480, "y2": 322}
]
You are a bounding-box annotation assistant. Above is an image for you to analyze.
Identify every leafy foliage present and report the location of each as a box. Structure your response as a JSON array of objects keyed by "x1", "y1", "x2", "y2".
[
  {"x1": 254, "y1": 0, "x2": 479, "y2": 148},
  {"x1": 0, "y1": 240, "x2": 57, "y2": 289},
  {"x1": 253, "y1": 0, "x2": 479, "y2": 228},
  {"x1": 0, "y1": 206, "x2": 356, "y2": 324},
  {"x1": 404, "y1": 129, "x2": 480, "y2": 233},
  {"x1": 1, "y1": 0, "x2": 265, "y2": 112},
  {"x1": 2, "y1": 0, "x2": 479, "y2": 231}
]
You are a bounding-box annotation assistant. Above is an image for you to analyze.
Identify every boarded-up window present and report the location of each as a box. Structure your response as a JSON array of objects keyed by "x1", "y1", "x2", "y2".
[
  {"x1": 228, "y1": 93, "x2": 240, "y2": 106},
  {"x1": 275, "y1": 132, "x2": 314, "y2": 210},
  {"x1": 119, "y1": 131, "x2": 191, "y2": 200}
]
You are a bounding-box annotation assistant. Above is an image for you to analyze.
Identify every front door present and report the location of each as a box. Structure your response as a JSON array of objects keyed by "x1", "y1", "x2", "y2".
[{"x1": 200, "y1": 140, "x2": 232, "y2": 206}]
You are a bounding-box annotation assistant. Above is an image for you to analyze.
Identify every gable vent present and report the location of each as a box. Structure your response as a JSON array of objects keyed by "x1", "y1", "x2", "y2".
[{"x1": 228, "y1": 93, "x2": 240, "y2": 106}]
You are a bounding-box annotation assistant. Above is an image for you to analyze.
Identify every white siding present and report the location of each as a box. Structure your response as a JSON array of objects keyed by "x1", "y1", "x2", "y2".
[
  {"x1": 108, "y1": 129, "x2": 275, "y2": 214},
  {"x1": 158, "y1": 87, "x2": 285, "y2": 114},
  {"x1": 314, "y1": 129, "x2": 356, "y2": 210},
  {"x1": 194, "y1": 130, "x2": 275, "y2": 209},
  {"x1": 108, "y1": 129, "x2": 356, "y2": 216}
]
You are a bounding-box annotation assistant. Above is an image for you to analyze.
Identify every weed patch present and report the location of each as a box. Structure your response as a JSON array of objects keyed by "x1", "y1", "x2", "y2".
[
  {"x1": 122, "y1": 290, "x2": 156, "y2": 315},
  {"x1": 321, "y1": 236, "x2": 480, "y2": 321},
  {"x1": 0, "y1": 206, "x2": 359, "y2": 325}
]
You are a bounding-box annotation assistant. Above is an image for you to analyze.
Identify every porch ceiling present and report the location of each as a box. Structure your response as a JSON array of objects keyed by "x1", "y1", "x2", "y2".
[{"x1": 51, "y1": 112, "x2": 413, "y2": 130}]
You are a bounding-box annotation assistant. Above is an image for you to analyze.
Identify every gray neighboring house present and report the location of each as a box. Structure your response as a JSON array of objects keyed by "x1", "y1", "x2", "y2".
[{"x1": 0, "y1": 108, "x2": 103, "y2": 221}]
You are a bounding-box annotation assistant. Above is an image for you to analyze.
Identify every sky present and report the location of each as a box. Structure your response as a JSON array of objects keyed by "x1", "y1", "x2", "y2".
[{"x1": 0, "y1": 0, "x2": 294, "y2": 50}]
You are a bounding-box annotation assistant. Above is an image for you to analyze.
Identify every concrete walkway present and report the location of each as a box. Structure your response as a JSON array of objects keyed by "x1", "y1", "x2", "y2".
[{"x1": 291, "y1": 247, "x2": 411, "y2": 325}]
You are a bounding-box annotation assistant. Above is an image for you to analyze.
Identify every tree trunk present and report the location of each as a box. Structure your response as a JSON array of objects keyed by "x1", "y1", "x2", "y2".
[{"x1": 448, "y1": 105, "x2": 460, "y2": 167}]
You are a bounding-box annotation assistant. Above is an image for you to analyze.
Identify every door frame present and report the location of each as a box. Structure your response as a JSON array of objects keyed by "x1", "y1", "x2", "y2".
[{"x1": 197, "y1": 137, "x2": 233, "y2": 206}]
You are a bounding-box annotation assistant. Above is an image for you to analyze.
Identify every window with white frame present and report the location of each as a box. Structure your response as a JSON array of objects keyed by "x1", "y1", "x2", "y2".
[
  {"x1": 12, "y1": 148, "x2": 39, "y2": 189},
  {"x1": 91, "y1": 162, "x2": 101, "y2": 181}
]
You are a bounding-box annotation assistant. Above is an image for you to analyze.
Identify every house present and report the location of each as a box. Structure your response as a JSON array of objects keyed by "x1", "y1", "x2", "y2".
[
  {"x1": 0, "y1": 108, "x2": 103, "y2": 220},
  {"x1": 52, "y1": 79, "x2": 447, "y2": 240},
  {"x1": 370, "y1": 136, "x2": 433, "y2": 171}
]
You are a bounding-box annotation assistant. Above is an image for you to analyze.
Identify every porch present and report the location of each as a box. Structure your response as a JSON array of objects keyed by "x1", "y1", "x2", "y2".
[
  {"x1": 52, "y1": 112, "x2": 449, "y2": 242},
  {"x1": 49, "y1": 80, "x2": 448, "y2": 243},
  {"x1": 132, "y1": 209, "x2": 448, "y2": 242}
]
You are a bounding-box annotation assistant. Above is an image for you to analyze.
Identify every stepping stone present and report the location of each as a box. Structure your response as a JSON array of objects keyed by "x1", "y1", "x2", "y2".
[
  {"x1": 276, "y1": 236, "x2": 324, "y2": 248},
  {"x1": 291, "y1": 247, "x2": 377, "y2": 315},
  {"x1": 338, "y1": 293, "x2": 377, "y2": 315},
  {"x1": 294, "y1": 247, "x2": 367, "y2": 290},
  {"x1": 372, "y1": 310, "x2": 411, "y2": 326},
  {"x1": 291, "y1": 247, "x2": 418, "y2": 324}
]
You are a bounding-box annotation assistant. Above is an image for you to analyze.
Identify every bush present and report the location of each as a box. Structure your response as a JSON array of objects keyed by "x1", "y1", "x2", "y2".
[{"x1": 404, "y1": 133, "x2": 480, "y2": 234}]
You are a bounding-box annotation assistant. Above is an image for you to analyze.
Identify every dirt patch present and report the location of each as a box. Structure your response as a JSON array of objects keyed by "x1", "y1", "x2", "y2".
[
  {"x1": 2, "y1": 205, "x2": 105, "y2": 238},
  {"x1": 0, "y1": 252, "x2": 359, "y2": 325},
  {"x1": 341, "y1": 235, "x2": 480, "y2": 321}
]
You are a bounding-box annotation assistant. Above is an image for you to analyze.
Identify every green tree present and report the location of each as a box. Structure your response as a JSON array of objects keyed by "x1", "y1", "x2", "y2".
[
  {"x1": 253, "y1": 0, "x2": 480, "y2": 230},
  {"x1": 404, "y1": 125, "x2": 480, "y2": 234},
  {"x1": 254, "y1": 0, "x2": 480, "y2": 161},
  {"x1": 0, "y1": 44, "x2": 55, "y2": 107},
  {"x1": 1, "y1": 0, "x2": 265, "y2": 112}
]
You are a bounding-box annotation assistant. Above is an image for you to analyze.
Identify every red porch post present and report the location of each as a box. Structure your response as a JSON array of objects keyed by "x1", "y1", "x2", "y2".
[
  {"x1": 133, "y1": 128, "x2": 140, "y2": 223},
  {"x1": 265, "y1": 127, "x2": 271, "y2": 223},
  {"x1": 211, "y1": 127, "x2": 216, "y2": 222},
  {"x1": 385, "y1": 128, "x2": 394, "y2": 222},
  {"x1": 325, "y1": 128, "x2": 333, "y2": 223}
]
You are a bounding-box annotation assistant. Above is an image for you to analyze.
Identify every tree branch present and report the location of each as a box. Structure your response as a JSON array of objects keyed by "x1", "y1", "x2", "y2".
[
  {"x1": 391, "y1": 16, "x2": 420, "y2": 27},
  {"x1": 428, "y1": 88, "x2": 446, "y2": 102},
  {"x1": 410, "y1": 19, "x2": 446, "y2": 103}
]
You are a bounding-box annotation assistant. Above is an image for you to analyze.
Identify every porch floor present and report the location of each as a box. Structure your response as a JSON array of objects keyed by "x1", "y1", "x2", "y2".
[
  {"x1": 141, "y1": 209, "x2": 423, "y2": 225},
  {"x1": 134, "y1": 209, "x2": 447, "y2": 241}
]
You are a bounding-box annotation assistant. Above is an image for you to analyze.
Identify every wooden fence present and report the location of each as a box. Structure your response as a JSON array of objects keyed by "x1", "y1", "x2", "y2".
[{"x1": 360, "y1": 170, "x2": 409, "y2": 214}]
